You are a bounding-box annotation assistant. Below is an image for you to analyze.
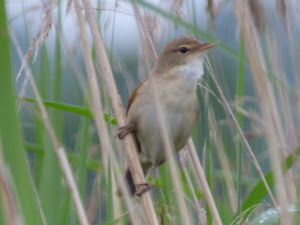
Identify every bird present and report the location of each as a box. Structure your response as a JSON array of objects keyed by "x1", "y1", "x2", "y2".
[{"x1": 117, "y1": 36, "x2": 215, "y2": 196}]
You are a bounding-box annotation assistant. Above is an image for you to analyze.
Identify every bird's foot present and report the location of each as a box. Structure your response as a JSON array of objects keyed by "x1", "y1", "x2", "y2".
[
  {"x1": 115, "y1": 124, "x2": 136, "y2": 139},
  {"x1": 135, "y1": 183, "x2": 153, "y2": 197}
]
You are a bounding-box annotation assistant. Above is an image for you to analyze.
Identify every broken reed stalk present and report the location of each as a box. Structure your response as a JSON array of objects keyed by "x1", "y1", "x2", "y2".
[
  {"x1": 233, "y1": 1, "x2": 293, "y2": 224},
  {"x1": 80, "y1": 0, "x2": 159, "y2": 224},
  {"x1": 73, "y1": 1, "x2": 142, "y2": 224},
  {"x1": 9, "y1": 29, "x2": 89, "y2": 225}
]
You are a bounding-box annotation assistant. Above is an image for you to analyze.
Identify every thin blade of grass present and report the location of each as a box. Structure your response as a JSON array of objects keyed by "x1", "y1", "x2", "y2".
[
  {"x1": 22, "y1": 97, "x2": 117, "y2": 124},
  {"x1": 236, "y1": 34, "x2": 244, "y2": 214},
  {"x1": 0, "y1": 3, "x2": 44, "y2": 224},
  {"x1": 79, "y1": 0, "x2": 159, "y2": 224}
]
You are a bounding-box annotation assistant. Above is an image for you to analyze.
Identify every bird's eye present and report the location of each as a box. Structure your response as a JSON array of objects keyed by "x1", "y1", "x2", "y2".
[{"x1": 179, "y1": 47, "x2": 189, "y2": 54}]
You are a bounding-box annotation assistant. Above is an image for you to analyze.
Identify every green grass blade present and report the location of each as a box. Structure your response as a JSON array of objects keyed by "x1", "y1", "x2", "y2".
[
  {"x1": 22, "y1": 97, "x2": 117, "y2": 125},
  {"x1": 233, "y1": 147, "x2": 300, "y2": 223},
  {"x1": 0, "y1": 3, "x2": 43, "y2": 224},
  {"x1": 24, "y1": 142, "x2": 101, "y2": 171},
  {"x1": 236, "y1": 35, "x2": 244, "y2": 214},
  {"x1": 52, "y1": 2, "x2": 63, "y2": 141},
  {"x1": 37, "y1": 43, "x2": 63, "y2": 225}
]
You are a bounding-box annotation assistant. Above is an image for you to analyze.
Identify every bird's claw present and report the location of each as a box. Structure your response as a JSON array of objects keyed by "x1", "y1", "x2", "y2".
[
  {"x1": 115, "y1": 124, "x2": 136, "y2": 139},
  {"x1": 134, "y1": 183, "x2": 153, "y2": 197}
]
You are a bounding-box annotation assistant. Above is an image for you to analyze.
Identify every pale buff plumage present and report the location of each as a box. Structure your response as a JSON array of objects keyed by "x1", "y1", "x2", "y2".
[{"x1": 118, "y1": 37, "x2": 215, "y2": 196}]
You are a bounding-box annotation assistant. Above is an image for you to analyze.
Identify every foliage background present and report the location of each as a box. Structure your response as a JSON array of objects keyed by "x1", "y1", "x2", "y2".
[{"x1": 0, "y1": 0, "x2": 299, "y2": 225}]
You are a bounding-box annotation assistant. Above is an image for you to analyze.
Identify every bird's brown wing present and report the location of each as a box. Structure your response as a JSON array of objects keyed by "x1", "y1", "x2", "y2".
[
  {"x1": 126, "y1": 78, "x2": 148, "y2": 115},
  {"x1": 122, "y1": 78, "x2": 149, "y2": 153}
]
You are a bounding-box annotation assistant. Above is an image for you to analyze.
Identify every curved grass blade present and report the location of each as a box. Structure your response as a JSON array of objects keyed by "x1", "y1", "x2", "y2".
[
  {"x1": 0, "y1": 3, "x2": 44, "y2": 224},
  {"x1": 22, "y1": 97, "x2": 117, "y2": 125}
]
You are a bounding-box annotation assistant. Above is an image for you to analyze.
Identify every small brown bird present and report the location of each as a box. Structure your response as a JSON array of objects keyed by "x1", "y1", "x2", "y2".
[{"x1": 117, "y1": 36, "x2": 215, "y2": 196}]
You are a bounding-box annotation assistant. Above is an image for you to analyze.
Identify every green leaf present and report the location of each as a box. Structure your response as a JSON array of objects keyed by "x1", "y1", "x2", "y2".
[
  {"x1": 0, "y1": 3, "x2": 43, "y2": 224},
  {"x1": 22, "y1": 97, "x2": 117, "y2": 125},
  {"x1": 232, "y1": 147, "x2": 300, "y2": 223}
]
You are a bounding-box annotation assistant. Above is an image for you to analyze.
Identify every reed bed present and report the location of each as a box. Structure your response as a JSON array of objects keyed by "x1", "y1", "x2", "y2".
[{"x1": 0, "y1": 0, "x2": 299, "y2": 225}]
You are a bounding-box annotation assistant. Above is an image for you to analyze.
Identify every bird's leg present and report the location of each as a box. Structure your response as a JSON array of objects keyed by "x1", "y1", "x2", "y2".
[
  {"x1": 134, "y1": 163, "x2": 154, "y2": 196},
  {"x1": 134, "y1": 183, "x2": 153, "y2": 197},
  {"x1": 115, "y1": 124, "x2": 136, "y2": 139}
]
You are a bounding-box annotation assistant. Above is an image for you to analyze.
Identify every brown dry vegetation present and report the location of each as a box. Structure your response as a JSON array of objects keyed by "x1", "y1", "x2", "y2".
[{"x1": 0, "y1": 0, "x2": 299, "y2": 225}]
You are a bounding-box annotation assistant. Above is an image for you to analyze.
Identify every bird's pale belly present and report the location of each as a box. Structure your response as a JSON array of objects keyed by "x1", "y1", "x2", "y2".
[{"x1": 136, "y1": 98, "x2": 197, "y2": 165}]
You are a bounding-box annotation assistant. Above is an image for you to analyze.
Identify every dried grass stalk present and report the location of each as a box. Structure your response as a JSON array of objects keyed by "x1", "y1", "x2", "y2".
[
  {"x1": 186, "y1": 139, "x2": 223, "y2": 225},
  {"x1": 265, "y1": 30, "x2": 297, "y2": 201},
  {"x1": 205, "y1": 57, "x2": 278, "y2": 210},
  {"x1": 0, "y1": 144, "x2": 24, "y2": 225},
  {"x1": 180, "y1": 151, "x2": 207, "y2": 225},
  {"x1": 208, "y1": 106, "x2": 237, "y2": 212},
  {"x1": 233, "y1": 0, "x2": 294, "y2": 223},
  {"x1": 206, "y1": 0, "x2": 215, "y2": 30},
  {"x1": 10, "y1": 28, "x2": 89, "y2": 225},
  {"x1": 16, "y1": 0, "x2": 58, "y2": 81},
  {"x1": 79, "y1": 0, "x2": 159, "y2": 224},
  {"x1": 73, "y1": 1, "x2": 142, "y2": 224}
]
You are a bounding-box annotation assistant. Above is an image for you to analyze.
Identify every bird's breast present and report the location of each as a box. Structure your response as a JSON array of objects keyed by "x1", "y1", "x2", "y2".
[{"x1": 133, "y1": 88, "x2": 198, "y2": 165}]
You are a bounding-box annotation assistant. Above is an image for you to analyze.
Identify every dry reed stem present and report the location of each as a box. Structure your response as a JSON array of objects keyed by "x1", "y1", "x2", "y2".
[
  {"x1": 111, "y1": 170, "x2": 122, "y2": 225},
  {"x1": 65, "y1": 0, "x2": 73, "y2": 17},
  {"x1": 208, "y1": 106, "x2": 237, "y2": 212},
  {"x1": 180, "y1": 151, "x2": 207, "y2": 225},
  {"x1": 247, "y1": 0, "x2": 265, "y2": 32},
  {"x1": 281, "y1": 1, "x2": 300, "y2": 152},
  {"x1": 131, "y1": 2, "x2": 158, "y2": 60},
  {"x1": 198, "y1": 82, "x2": 223, "y2": 106},
  {"x1": 79, "y1": 1, "x2": 159, "y2": 224},
  {"x1": 0, "y1": 168, "x2": 24, "y2": 225},
  {"x1": 9, "y1": 29, "x2": 89, "y2": 225},
  {"x1": 186, "y1": 139, "x2": 223, "y2": 225},
  {"x1": 16, "y1": 0, "x2": 58, "y2": 81},
  {"x1": 0, "y1": 143, "x2": 24, "y2": 225},
  {"x1": 78, "y1": 1, "x2": 158, "y2": 225},
  {"x1": 206, "y1": 0, "x2": 215, "y2": 30},
  {"x1": 73, "y1": 0, "x2": 109, "y2": 177},
  {"x1": 73, "y1": 1, "x2": 142, "y2": 224},
  {"x1": 131, "y1": 2, "x2": 159, "y2": 79},
  {"x1": 205, "y1": 57, "x2": 279, "y2": 208},
  {"x1": 265, "y1": 31, "x2": 297, "y2": 201},
  {"x1": 232, "y1": 1, "x2": 292, "y2": 223},
  {"x1": 86, "y1": 177, "x2": 99, "y2": 223}
]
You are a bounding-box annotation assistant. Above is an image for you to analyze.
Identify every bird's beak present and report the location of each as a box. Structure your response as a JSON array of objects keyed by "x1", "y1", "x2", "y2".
[
  {"x1": 195, "y1": 41, "x2": 219, "y2": 52},
  {"x1": 200, "y1": 42, "x2": 215, "y2": 51}
]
